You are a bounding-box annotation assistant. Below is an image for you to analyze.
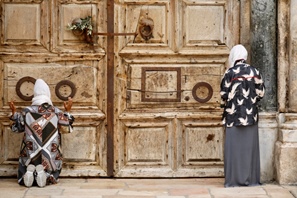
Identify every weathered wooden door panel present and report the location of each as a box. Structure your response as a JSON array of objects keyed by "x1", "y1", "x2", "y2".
[
  {"x1": 1, "y1": 1, "x2": 50, "y2": 53},
  {"x1": 114, "y1": 0, "x2": 239, "y2": 177},
  {"x1": 0, "y1": 0, "x2": 108, "y2": 177},
  {"x1": 1, "y1": 0, "x2": 240, "y2": 178}
]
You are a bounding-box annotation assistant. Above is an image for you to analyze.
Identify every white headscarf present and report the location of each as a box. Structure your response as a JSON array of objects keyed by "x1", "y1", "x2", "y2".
[
  {"x1": 228, "y1": 44, "x2": 248, "y2": 68},
  {"x1": 31, "y1": 79, "x2": 53, "y2": 106}
]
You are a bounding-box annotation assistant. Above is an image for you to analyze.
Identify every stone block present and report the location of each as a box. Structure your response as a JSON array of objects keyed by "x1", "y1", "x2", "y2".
[
  {"x1": 281, "y1": 129, "x2": 297, "y2": 142},
  {"x1": 258, "y1": 113, "x2": 278, "y2": 182},
  {"x1": 275, "y1": 141, "x2": 297, "y2": 184}
]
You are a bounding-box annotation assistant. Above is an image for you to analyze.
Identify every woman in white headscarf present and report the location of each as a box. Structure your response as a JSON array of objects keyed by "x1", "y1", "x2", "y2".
[
  {"x1": 220, "y1": 45, "x2": 265, "y2": 187},
  {"x1": 31, "y1": 79, "x2": 53, "y2": 106},
  {"x1": 9, "y1": 79, "x2": 74, "y2": 188}
]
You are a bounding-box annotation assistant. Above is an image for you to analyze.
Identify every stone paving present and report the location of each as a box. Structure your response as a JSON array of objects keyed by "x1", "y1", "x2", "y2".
[{"x1": 0, "y1": 178, "x2": 297, "y2": 198}]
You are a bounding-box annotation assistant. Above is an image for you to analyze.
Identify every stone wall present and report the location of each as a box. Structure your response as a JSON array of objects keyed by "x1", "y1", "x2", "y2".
[
  {"x1": 251, "y1": 0, "x2": 277, "y2": 111},
  {"x1": 247, "y1": 0, "x2": 297, "y2": 184},
  {"x1": 248, "y1": 0, "x2": 278, "y2": 183},
  {"x1": 259, "y1": 113, "x2": 278, "y2": 182},
  {"x1": 275, "y1": 0, "x2": 297, "y2": 184}
]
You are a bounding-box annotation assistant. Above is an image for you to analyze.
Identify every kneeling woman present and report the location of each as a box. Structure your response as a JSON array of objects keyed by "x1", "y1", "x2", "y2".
[{"x1": 9, "y1": 79, "x2": 74, "y2": 187}]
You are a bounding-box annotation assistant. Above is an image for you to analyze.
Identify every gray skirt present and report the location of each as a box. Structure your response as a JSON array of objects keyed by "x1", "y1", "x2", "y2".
[{"x1": 224, "y1": 124, "x2": 261, "y2": 187}]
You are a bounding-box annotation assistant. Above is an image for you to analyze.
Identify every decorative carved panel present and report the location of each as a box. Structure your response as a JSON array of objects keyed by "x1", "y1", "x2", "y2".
[
  {"x1": 62, "y1": 127, "x2": 99, "y2": 162},
  {"x1": 1, "y1": 127, "x2": 23, "y2": 164},
  {"x1": 178, "y1": 0, "x2": 239, "y2": 54},
  {"x1": 141, "y1": 67, "x2": 181, "y2": 102},
  {"x1": 125, "y1": 127, "x2": 169, "y2": 165},
  {"x1": 1, "y1": 1, "x2": 50, "y2": 52},
  {"x1": 127, "y1": 64, "x2": 223, "y2": 108},
  {"x1": 118, "y1": 0, "x2": 173, "y2": 55},
  {"x1": 5, "y1": 4, "x2": 40, "y2": 41},
  {"x1": 183, "y1": 2, "x2": 225, "y2": 46},
  {"x1": 124, "y1": 1, "x2": 169, "y2": 44},
  {"x1": 52, "y1": 0, "x2": 105, "y2": 54},
  {"x1": 5, "y1": 63, "x2": 99, "y2": 106},
  {"x1": 116, "y1": 118, "x2": 174, "y2": 176},
  {"x1": 176, "y1": 117, "x2": 224, "y2": 174},
  {"x1": 183, "y1": 126, "x2": 224, "y2": 162}
]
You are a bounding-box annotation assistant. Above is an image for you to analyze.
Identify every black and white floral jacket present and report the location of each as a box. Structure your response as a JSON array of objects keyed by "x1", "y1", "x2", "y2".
[{"x1": 220, "y1": 62, "x2": 265, "y2": 127}]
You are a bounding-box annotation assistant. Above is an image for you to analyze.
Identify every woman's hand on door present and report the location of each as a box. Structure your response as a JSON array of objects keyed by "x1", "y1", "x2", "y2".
[
  {"x1": 8, "y1": 100, "x2": 16, "y2": 115},
  {"x1": 64, "y1": 97, "x2": 73, "y2": 112}
]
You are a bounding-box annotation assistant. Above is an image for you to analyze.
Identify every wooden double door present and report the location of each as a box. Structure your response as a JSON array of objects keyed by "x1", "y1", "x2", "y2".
[{"x1": 0, "y1": 0, "x2": 240, "y2": 177}]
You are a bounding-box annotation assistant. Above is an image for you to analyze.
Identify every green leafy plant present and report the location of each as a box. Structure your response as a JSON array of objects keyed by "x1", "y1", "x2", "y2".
[{"x1": 67, "y1": 16, "x2": 93, "y2": 35}]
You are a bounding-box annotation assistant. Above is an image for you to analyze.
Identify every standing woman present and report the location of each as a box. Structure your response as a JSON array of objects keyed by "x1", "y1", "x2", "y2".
[
  {"x1": 220, "y1": 44, "x2": 265, "y2": 187},
  {"x1": 9, "y1": 79, "x2": 74, "y2": 187}
]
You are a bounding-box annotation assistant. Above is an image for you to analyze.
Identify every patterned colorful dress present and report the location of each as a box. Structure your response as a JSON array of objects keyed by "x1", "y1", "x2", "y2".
[{"x1": 10, "y1": 103, "x2": 74, "y2": 186}]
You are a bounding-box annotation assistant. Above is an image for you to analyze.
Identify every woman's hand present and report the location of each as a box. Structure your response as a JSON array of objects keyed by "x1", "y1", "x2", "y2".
[
  {"x1": 8, "y1": 100, "x2": 16, "y2": 115},
  {"x1": 64, "y1": 97, "x2": 73, "y2": 112}
]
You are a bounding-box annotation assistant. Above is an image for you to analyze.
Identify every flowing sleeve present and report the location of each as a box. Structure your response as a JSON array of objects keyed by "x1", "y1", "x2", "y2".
[
  {"x1": 220, "y1": 71, "x2": 231, "y2": 107},
  {"x1": 56, "y1": 109, "x2": 75, "y2": 134},
  {"x1": 255, "y1": 69, "x2": 265, "y2": 101},
  {"x1": 9, "y1": 109, "x2": 27, "y2": 133}
]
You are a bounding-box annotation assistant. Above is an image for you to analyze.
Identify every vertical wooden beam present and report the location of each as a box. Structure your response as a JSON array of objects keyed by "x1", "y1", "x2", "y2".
[{"x1": 106, "y1": 0, "x2": 114, "y2": 177}]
